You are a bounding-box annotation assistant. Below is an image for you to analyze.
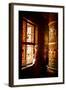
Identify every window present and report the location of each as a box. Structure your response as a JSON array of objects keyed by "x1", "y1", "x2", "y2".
[
  {"x1": 22, "y1": 18, "x2": 38, "y2": 68},
  {"x1": 48, "y1": 21, "x2": 58, "y2": 70}
]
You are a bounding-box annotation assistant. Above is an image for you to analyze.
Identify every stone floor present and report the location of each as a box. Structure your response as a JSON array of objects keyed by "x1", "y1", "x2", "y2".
[{"x1": 19, "y1": 64, "x2": 58, "y2": 79}]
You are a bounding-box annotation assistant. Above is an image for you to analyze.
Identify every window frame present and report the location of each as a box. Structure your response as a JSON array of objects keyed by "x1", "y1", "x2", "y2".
[{"x1": 21, "y1": 17, "x2": 38, "y2": 69}]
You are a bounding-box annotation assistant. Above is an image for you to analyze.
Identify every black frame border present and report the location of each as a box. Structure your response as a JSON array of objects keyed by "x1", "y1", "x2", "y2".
[{"x1": 9, "y1": 3, "x2": 64, "y2": 87}]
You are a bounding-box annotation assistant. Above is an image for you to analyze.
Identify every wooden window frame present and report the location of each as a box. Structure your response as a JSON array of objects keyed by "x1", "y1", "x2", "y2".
[{"x1": 21, "y1": 18, "x2": 38, "y2": 69}]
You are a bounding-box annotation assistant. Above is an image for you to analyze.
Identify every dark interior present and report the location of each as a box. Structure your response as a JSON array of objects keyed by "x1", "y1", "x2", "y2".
[{"x1": 19, "y1": 11, "x2": 58, "y2": 79}]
